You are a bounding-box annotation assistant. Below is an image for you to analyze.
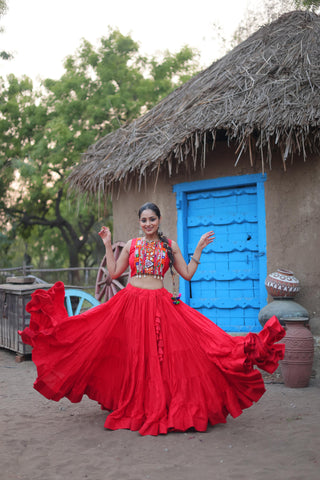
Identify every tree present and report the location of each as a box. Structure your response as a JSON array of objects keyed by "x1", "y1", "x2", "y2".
[
  {"x1": 0, "y1": 0, "x2": 12, "y2": 60},
  {"x1": 0, "y1": 29, "x2": 199, "y2": 279},
  {"x1": 294, "y1": 0, "x2": 320, "y2": 9}
]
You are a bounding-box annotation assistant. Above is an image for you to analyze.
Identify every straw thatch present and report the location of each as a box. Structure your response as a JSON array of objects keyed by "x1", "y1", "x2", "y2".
[{"x1": 68, "y1": 10, "x2": 320, "y2": 196}]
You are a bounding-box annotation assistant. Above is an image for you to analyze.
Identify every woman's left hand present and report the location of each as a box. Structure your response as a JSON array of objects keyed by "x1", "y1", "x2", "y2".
[{"x1": 199, "y1": 231, "x2": 215, "y2": 249}]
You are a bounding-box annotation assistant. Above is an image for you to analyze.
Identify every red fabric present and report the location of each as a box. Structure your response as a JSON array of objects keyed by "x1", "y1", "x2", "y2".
[{"x1": 19, "y1": 281, "x2": 285, "y2": 436}]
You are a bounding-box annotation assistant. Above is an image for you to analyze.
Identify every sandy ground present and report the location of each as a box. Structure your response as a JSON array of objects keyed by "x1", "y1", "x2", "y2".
[{"x1": 1, "y1": 348, "x2": 319, "y2": 480}]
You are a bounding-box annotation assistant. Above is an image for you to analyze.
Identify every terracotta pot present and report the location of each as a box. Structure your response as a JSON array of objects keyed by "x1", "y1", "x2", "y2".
[
  {"x1": 265, "y1": 269, "x2": 300, "y2": 299},
  {"x1": 280, "y1": 319, "x2": 314, "y2": 388},
  {"x1": 258, "y1": 299, "x2": 309, "y2": 327}
]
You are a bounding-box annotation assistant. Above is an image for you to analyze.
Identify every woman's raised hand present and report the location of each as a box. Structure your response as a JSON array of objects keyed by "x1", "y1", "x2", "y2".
[
  {"x1": 98, "y1": 226, "x2": 112, "y2": 246},
  {"x1": 198, "y1": 231, "x2": 215, "y2": 250}
]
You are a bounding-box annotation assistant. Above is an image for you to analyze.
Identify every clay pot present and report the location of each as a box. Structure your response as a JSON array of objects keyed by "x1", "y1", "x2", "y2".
[
  {"x1": 280, "y1": 318, "x2": 314, "y2": 388},
  {"x1": 258, "y1": 299, "x2": 309, "y2": 327},
  {"x1": 265, "y1": 269, "x2": 300, "y2": 299}
]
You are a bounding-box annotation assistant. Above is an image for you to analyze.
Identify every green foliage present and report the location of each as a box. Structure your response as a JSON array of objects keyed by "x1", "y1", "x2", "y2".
[
  {"x1": 294, "y1": 0, "x2": 320, "y2": 9},
  {"x1": 0, "y1": 0, "x2": 7, "y2": 27},
  {"x1": 0, "y1": 29, "x2": 199, "y2": 276},
  {"x1": 0, "y1": 0, "x2": 7, "y2": 14},
  {"x1": 0, "y1": 0, "x2": 12, "y2": 60}
]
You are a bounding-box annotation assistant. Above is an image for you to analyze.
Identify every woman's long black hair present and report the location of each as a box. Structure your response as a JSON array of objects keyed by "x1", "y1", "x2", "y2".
[{"x1": 138, "y1": 202, "x2": 174, "y2": 275}]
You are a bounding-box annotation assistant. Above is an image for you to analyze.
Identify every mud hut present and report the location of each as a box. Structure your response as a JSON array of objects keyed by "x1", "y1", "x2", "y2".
[{"x1": 68, "y1": 10, "x2": 320, "y2": 363}]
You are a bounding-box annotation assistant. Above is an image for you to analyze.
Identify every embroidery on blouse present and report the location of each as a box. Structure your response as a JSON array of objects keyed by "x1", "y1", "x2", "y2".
[{"x1": 134, "y1": 238, "x2": 167, "y2": 279}]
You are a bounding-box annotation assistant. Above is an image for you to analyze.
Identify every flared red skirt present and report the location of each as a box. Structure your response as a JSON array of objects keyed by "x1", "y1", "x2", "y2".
[{"x1": 19, "y1": 282, "x2": 285, "y2": 436}]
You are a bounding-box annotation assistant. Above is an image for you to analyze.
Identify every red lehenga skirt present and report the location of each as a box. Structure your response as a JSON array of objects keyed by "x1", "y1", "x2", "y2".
[{"x1": 19, "y1": 281, "x2": 285, "y2": 436}]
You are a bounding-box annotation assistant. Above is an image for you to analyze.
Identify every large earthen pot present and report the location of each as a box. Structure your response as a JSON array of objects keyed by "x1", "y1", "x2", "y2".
[{"x1": 280, "y1": 318, "x2": 314, "y2": 388}]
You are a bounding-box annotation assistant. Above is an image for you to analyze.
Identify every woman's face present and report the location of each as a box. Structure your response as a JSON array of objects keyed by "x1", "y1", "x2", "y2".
[{"x1": 139, "y1": 209, "x2": 161, "y2": 237}]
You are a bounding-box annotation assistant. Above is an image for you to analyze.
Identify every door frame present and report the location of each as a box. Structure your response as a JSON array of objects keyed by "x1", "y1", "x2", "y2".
[{"x1": 173, "y1": 174, "x2": 268, "y2": 319}]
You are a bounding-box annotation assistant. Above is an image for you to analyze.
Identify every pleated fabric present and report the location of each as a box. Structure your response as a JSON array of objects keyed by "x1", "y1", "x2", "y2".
[{"x1": 19, "y1": 281, "x2": 285, "y2": 436}]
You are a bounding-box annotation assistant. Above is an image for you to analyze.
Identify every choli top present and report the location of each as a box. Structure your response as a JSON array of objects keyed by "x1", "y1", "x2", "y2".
[{"x1": 129, "y1": 237, "x2": 171, "y2": 279}]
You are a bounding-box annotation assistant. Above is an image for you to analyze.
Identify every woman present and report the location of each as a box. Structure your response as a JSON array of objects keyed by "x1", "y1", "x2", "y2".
[{"x1": 20, "y1": 202, "x2": 285, "y2": 436}]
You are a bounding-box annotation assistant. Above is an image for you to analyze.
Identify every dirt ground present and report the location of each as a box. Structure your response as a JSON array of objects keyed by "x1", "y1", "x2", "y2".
[{"x1": 1, "y1": 347, "x2": 319, "y2": 480}]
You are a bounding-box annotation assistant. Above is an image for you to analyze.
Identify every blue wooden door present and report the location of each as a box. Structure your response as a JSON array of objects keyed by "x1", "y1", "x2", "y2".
[{"x1": 173, "y1": 174, "x2": 267, "y2": 332}]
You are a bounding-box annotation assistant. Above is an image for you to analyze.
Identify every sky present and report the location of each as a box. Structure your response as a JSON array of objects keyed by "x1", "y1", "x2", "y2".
[{"x1": 0, "y1": 0, "x2": 252, "y2": 84}]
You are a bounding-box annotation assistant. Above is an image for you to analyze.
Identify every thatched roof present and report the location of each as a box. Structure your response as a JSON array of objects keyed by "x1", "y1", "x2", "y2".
[{"x1": 68, "y1": 10, "x2": 320, "y2": 196}]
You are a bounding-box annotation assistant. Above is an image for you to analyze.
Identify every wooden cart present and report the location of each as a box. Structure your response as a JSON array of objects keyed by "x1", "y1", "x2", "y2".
[{"x1": 0, "y1": 281, "x2": 51, "y2": 359}]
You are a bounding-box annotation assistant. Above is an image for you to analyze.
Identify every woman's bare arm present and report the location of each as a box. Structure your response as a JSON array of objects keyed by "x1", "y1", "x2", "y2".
[
  {"x1": 172, "y1": 231, "x2": 215, "y2": 281},
  {"x1": 99, "y1": 226, "x2": 130, "y2": 279}
]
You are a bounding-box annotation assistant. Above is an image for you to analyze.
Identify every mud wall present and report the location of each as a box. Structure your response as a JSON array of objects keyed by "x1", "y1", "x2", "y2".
[{"x1": 112, "y1": 141, "x2": 320, "y2": 374}]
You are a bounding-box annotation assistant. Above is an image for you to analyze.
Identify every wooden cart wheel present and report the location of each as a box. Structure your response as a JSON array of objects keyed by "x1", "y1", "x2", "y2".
[
  {"x1": 64, "y1": 289, "x2": 100, "y2": 316},
  {"x1": 95, "y1": 241, "x2": 129, "y2": 303}
]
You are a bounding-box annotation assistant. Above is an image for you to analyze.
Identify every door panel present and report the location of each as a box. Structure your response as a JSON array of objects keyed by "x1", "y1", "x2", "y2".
[{"x1": 174, "y1": 175, "x2": 267, "y2": 332}]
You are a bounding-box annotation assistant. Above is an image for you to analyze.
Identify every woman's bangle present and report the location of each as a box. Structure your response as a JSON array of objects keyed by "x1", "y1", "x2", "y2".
[{"x1": 191, "y1": 256, "x2": 201, "y2": 265}]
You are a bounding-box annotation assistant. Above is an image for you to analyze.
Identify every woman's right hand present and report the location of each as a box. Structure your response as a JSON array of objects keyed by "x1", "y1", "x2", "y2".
[{"x1": 98, "y1": 226, "x2": 112, "y2": 246}]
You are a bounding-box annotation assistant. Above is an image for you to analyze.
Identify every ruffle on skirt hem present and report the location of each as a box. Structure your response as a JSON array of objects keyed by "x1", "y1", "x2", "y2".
[{"x1": 19, "y1": 282, "x2": 285, "y2": 436}]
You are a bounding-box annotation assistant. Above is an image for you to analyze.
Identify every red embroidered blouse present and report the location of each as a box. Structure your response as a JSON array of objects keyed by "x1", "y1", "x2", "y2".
[{"x1": 129, "y1": 237, "x2": 171, "y2": 279}]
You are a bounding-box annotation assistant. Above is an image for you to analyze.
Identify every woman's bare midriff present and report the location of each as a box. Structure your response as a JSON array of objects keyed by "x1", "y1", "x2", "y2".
[{"x1": 129, "y1": 275, "x2": 164, "y2": 290}]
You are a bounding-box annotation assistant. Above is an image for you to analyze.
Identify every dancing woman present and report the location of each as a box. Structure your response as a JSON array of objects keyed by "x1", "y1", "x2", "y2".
[{"x1": 20, "y1": 202, "x2": 285, "y2": 436}]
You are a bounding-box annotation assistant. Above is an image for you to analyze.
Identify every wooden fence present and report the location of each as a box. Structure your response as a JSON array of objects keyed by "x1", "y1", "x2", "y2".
[{"x1": 0, "y1": 265, "x2": 100, "y2": 291}]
